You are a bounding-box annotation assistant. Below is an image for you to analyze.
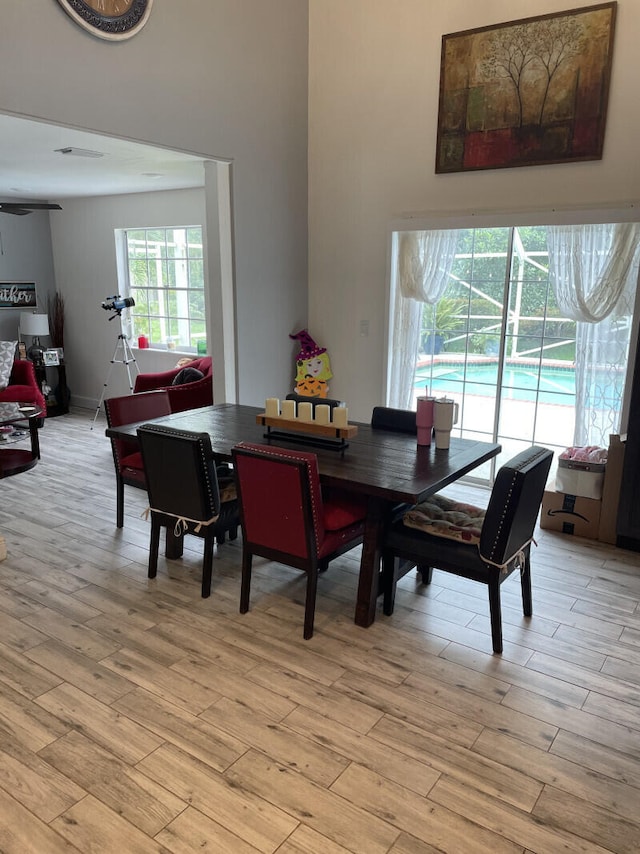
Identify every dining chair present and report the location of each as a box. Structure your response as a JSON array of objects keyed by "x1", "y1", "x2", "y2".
[
  {"x1": 371, "y1": 406, "x2": 417, "y2": 434},
  {"x1": 137, "y1": 424, "x2": 239, "y2": 598},
  {"x1": 104, "y1": 390, "x2": 172, "y2": 528},
  {"x1": 231, "y1": 442, "x2": 367, "y2": 639},
  {"x1": 381, "y1": 445, "x2": 553, "y2": 653},
  {"x1": 371, "y1": 406, "x2": 422, "y2": 575}
]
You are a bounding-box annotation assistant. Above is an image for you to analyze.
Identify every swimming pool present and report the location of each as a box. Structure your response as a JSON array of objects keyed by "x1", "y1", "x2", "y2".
[
  {"x1": 415, "y1": 362, "x2": 626, "y2": 406},
  {"x1": 414, "y1": 362, "x2": 576, "y2": 405}
]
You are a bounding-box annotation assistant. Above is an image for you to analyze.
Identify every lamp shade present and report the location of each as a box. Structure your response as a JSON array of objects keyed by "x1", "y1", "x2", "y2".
[{"x1": 20, "y1": 312, "x2": 50, "y2": 337}]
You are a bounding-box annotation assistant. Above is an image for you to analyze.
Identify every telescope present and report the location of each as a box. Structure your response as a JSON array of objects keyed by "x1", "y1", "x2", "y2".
[
  {"x1": 92, "y1": 295, "x2": 139, "y2": 427},
  {"x1": 102, "y1": 295, "x2": 135, "y2": 313}
]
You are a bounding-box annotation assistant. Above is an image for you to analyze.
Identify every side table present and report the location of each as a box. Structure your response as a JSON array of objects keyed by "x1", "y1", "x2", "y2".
[
  {"x1": 0, "y1": 401, "x2": 43, "y2": 561},
  {"x1": 0, "y1": 402, "x2": 42, "y2": 477},
  {"x1": 34, "y1": 363, "x2": 70, "y2": 417}
]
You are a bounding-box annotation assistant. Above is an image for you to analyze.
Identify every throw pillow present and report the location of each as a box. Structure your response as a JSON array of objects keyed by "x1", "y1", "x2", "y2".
[
  {"x1": 172, "y1": 367, "x2": 204, "y2": 386},
  {"x1": 0, "y1": 341, "x2": 17, "y2": 390}
]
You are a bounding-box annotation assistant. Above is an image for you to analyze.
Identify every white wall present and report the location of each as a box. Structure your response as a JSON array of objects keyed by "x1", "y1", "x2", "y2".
[
  {"x1": 49, "y1": 189, "x2": 207, "y2": 406},
  {"x1": 1, "y1": 0, "x2": 309, "y2": 406},
  {"x1": 309, "y1": 0, "x2": 640, "y2": 419}
]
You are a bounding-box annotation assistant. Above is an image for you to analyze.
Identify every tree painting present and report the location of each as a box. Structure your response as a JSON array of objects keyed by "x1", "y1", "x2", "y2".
[{"x1": 436, "y1": 3, "x2": 616, "y2": 173}]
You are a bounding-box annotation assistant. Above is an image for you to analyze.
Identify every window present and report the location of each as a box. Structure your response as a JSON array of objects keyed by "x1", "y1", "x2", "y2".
[
  {"x1": 120, "y1": 226, "x2": 206, "y2": 352},
  {"x1": 390, "y1": 223, "x2": 640, "y2": 482},
  {"x1": 415, "y1": 226, "x2": 578, "y2": 477}
]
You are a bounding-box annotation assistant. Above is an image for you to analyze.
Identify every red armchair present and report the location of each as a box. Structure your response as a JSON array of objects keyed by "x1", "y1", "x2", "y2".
[
  {"x1": 0, "y1": 360, "x2": 46, "y2": 414},
  {"x1": 133, "y1": 357, "x2": 213, "y2": 413}
]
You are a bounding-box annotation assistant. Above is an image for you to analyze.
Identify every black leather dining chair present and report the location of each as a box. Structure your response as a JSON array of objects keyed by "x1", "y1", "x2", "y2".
[
  {"x1": 137, "y1": 424, "x2": 239, "y2": 598},
  {"x1": 381, "y1": 446, "x2": 553, "y2": 653},
  {"x1": 371, "y1": 406, "x2": 417, "y2": 434}
]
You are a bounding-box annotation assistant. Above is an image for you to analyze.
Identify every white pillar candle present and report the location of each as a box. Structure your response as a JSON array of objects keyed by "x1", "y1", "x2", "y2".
[
  {"x1": 281, "y1": 399, "x2": 296, "y2": 419},
  {"x1": 315, "y1": 404, "x2": 330, "y2": 425},
  {"x1": 265, "y1": 397, "x2": 280, "y2": 417},
  {"x1": 298, "y1": 402, "x2": 313, "y2": 421},
  {"x1": 332, "y1": 406, "x2": 348, "y2": 428}
]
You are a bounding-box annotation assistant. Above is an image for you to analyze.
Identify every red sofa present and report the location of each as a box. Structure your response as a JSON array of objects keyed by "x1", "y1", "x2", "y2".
[
  {"x1": 133, "y1": 356, "x2": 213, "y2": 413},
  {"x1": 0, "y1": 360, "x2": 46, "y2": 414}
]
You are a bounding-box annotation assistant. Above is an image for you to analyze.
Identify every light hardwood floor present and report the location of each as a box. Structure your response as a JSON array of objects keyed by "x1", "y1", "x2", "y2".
[{"x1": 1, "y1": 409, "x2": 639, "y2": 853}]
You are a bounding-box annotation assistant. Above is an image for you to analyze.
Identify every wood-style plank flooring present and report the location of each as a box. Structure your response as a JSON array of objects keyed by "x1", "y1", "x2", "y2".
[{"x1": 0, "y1": 409, "x2": 639, "y2": 853}]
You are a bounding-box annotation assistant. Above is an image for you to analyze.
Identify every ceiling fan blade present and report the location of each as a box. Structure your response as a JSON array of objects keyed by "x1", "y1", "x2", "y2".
[
  {"x1": 16, "y1": 203, "x2": 62, "y2": 211},
  {"x1": 0, "y1": 205, "x2": 31, "y2": 215},
  {"x1": 0, "y1": 202, "x2": 62, "y2": 215}
]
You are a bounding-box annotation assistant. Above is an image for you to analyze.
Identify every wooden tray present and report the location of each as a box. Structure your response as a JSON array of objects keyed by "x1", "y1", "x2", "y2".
[{"x1": 256, "y1": 413, "x2": 358, "y2": 439}]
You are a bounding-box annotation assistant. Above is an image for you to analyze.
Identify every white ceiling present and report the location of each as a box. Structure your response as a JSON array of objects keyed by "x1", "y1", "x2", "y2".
[{"x1": 0, "y1": 113, "x2": 208, "y2": 204}]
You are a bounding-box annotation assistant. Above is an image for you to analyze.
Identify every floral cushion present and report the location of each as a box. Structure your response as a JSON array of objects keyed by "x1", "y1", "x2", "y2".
[
  {"x1": 402, "y1": 493, "x2": 485, "y2": 544},
  {"x1": 219, "y1": 482, "x2": 237, "y2": 503},
  {"x1": 0, "y1": 341, "x2": 16, "y2": 390}
]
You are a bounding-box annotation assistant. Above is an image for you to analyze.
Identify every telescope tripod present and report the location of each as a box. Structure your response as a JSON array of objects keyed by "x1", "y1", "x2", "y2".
[{"x1": 91, "y1": 326, "x2": 140, "y2": 429}]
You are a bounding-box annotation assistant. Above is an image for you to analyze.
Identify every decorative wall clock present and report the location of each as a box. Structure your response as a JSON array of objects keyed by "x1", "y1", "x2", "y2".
[{"x1": 56, "y1": 0, "x2": 153, "y2": 41}]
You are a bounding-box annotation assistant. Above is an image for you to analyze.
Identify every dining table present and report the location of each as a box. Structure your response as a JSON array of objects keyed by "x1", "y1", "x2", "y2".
[{"x1": 106, "y1": 403, "x2": 501, "y2": 627}]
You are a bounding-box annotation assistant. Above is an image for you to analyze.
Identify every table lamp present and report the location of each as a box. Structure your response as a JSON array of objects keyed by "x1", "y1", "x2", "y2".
[{"x1": 20, "y1": 312, "x2": 50, "y2": 363}]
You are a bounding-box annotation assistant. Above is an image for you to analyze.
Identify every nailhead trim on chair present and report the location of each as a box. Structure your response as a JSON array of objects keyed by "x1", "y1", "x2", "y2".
[
  {"x1": 483, "y1": 447, "x2": 549, "y2": 564},
  {"x1": 141, "y1": 425, "x2": 220, "y2": 515},
  {"x1": 484, "y1": 473, "x2": 517, "y2": 564}
]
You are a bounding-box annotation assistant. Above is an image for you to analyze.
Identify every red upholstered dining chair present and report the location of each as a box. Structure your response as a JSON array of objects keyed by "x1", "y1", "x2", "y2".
[
  {"x1": 381, "y1": 446, "x2": 553, "y2": 653},
  {"x1": 231, "y1": 442, "x2": 368, "y2": 639},
  {"x1": 104, "y1": 390, "x2": 172, "y2": 528}
]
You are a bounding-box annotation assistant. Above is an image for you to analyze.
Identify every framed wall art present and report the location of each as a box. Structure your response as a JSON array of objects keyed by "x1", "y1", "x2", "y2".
[
  {"x1": 0, "y1": 282, "x2": 37, "y2": 309},
  {"x1": 436, "y1": 2, "x2": 617, "y2": 173}
]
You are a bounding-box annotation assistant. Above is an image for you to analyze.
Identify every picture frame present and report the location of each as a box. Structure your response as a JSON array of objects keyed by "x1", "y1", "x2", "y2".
[
  {"x1": 17, "y1": 342, "x2": 27, "y2": 360},
  {"x1": 43, "y1": 349, "x2": 60, "y2": 367},
  {"x1": 436, "y1": 3, "x2": 617, "y2": 173},
  {"x1": 0, "y1": 282, "x2": 37, "y2": 309}
]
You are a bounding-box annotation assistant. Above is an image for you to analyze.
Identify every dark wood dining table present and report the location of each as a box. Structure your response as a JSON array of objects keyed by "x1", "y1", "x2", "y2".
[{"x1": 106, "y1": 403, "x2": 501, "y2": 627}]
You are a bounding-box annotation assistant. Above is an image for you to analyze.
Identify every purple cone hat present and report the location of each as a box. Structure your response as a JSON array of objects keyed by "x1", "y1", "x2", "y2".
[{"x1": 290, "y1": 329, "x2": 326, "y2": 360}]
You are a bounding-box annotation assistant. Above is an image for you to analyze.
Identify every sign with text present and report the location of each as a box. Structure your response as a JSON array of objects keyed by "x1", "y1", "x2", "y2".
[{"x1": 0, "y1": 282, "x2": 37, "y2": 309}]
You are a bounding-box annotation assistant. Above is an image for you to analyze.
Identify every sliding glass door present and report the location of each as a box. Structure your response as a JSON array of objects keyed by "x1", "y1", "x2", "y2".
[{"x1": 413, "y1": 226, "x2": 577, "y2": 482}]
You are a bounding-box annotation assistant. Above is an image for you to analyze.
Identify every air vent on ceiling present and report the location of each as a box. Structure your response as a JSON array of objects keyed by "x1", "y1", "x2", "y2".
[{"x1": 55, "y1": 147, "x2": 104, "y2": 158}]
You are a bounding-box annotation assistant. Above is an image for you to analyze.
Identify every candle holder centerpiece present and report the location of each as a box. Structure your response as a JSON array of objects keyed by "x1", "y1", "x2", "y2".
[{"x1": 257, "y1": 395, "x2": 357, "y2": 450}]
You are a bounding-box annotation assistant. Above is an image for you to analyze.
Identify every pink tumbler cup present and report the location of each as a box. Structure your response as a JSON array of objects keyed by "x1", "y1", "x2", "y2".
[{"x1": 416, "y1": 396, "x2": 435, "y2": 446}]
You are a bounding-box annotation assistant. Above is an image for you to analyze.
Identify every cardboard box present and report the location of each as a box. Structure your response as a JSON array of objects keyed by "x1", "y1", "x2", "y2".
[
  {"x1": 556, "y1": 457, "x2": 606, "y2": 500},
  {"x1": 540, "y1": 487, "x2": 601, "y2": 539},
  {"x1": 598, "y1": 434, "x2": 626, "y2": 544}
]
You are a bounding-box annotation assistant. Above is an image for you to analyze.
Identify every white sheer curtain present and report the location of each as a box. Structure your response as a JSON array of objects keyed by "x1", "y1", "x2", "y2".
[
  {"x1": 546, "y1": 223, "x2": 640, "y2": 446},
  {"x1": 388, "y1": 230, "x2": 460, "y2": 408}
]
